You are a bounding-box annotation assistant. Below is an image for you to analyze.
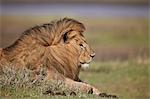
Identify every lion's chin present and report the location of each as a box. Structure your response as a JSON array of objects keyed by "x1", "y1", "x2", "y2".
[{"x1": 81, "y1": 63, "x2": 89, "y2": 70}]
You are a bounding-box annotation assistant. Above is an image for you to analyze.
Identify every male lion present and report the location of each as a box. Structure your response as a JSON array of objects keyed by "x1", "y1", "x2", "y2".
[{"x1": 0, "y1": 18, "x2": 102, "y2": 96}]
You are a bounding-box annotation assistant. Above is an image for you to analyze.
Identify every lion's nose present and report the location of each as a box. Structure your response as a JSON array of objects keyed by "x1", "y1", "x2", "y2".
[{"x1": 90, "y1": 53, "x2": 95, "y2": 58}]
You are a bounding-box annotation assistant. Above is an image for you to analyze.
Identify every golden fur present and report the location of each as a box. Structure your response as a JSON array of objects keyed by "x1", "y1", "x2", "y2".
[{"x1": 0, "y1": 18, "x2": 100, "y2": 95}]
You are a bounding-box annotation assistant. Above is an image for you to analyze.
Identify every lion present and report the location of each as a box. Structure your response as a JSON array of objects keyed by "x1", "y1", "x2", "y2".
[{"x1": 0, "y1": 18, "x2": 105, "y2": 96}]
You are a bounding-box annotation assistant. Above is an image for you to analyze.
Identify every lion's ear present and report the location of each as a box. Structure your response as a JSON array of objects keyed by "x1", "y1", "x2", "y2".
[
  {"x1": 62, "y1": 30, "x2": 78, "y2": 43},
  {"x1": 62, "y1": 30, "x2": 73, "y2": 43},
  {"x1": 63, "y1": 32, "x2": 68, "y2": 43}
]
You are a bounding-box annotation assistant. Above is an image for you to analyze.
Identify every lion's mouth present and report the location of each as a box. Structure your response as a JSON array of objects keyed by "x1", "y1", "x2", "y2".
[
  {"x1": 80, "y1": 58, "x2": 92, "y2": 70},
  {"x1": 81, "y1": 63, "x2": 90, "y2": 70}
]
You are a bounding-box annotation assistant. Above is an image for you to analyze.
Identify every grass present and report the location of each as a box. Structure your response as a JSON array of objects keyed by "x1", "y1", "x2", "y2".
[
  {"x1": 0, "y1": 60, "x2": 149, "y2": 99},
  {"x1": 80, "y1": 60, "x2": 149, "y2": 99}
]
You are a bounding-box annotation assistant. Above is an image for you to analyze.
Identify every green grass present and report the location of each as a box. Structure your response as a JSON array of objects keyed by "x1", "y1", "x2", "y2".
[
  {"x1": 80, "y1": 61, "x2": 149, "y2": 99},
  {"x1": 0, "y1": 60, "x2": 149, "y2": 99}
]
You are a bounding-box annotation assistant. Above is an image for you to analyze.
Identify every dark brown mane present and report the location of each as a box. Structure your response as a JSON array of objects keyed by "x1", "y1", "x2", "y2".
[
  {"x1": 4, "y1": 18, "x2": 85, "y2": 52},
  {"x1": 1, "y1": 18, "x2": 86, "y2": 81}
]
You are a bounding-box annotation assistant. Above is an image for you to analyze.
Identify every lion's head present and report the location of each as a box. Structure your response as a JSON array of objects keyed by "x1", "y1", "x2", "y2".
[
  {"x1": 1, "y1": 18, "x2": 95, "y2": 81},
  {"x1": 62, "y1": 30, "x2": 95, "y2": 69}
]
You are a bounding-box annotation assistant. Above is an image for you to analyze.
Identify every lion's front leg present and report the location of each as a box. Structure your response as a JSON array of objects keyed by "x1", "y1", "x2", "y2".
[
  {"x1": 44, "y1": 69, "x2": 100, "y2": 95},
  {"x1": 64, "y1": 78, "x2": 100, "y2": 95},
  {"x1": 64, "y1": 78, "x2": 118, "y2": 98}
]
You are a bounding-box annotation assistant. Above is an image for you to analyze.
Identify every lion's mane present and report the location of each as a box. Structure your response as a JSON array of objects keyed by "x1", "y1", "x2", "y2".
[{"x1": 0, "y1": 18, "x2": 85, "y2": 81}]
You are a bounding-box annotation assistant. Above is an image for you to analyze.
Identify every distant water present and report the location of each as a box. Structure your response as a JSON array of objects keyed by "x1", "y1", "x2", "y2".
[{"x1": 1, "y1": 4, "x2": 148, "y2": 17}]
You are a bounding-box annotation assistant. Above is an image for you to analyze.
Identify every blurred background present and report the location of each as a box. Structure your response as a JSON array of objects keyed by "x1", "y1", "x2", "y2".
[{"x1": 0, "y1": 0, "x2": 149, "y2": 99}]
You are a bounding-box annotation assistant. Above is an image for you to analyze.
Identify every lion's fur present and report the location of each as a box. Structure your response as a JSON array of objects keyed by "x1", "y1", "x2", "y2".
[
  {"x1": 0, "y1": 18, "x2": 102, "y2": 95},
  {"x1": 0, "y1": 18, "x2": 87, "y2": 80}
]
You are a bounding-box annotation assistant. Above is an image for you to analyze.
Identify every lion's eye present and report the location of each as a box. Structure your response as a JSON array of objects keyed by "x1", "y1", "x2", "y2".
[
  {"x1": 79, "y1": 44, "x2": 83, "y2": 47},
  {"x1": 79, "y1": 44, "x2": 85, "y2": 50}
]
